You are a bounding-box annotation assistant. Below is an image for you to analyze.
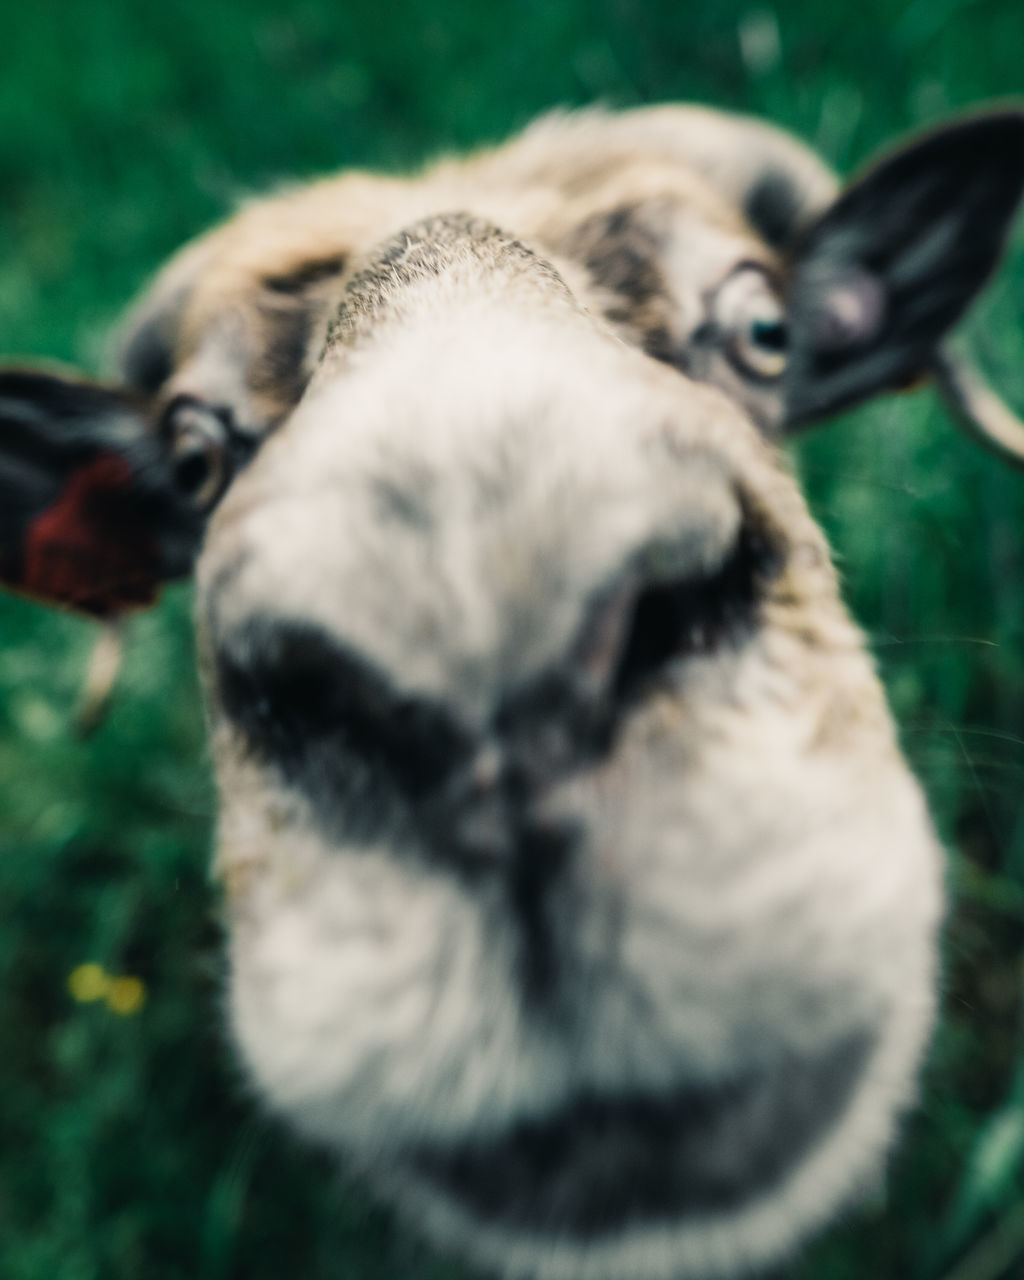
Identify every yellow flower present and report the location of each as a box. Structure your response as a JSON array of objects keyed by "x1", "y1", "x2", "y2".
[
  {"x1": 68, "y1": 963, "x2": 110, "y2": 1003},
  {"x1": 67, "y1": 964, "x2": 148, "y2": 1015},
  {"x1": 106, "y1": 975, "x2": 147, "y2": 1016}
]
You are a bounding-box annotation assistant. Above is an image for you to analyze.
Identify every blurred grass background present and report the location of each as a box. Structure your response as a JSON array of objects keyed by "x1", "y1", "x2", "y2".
[{"x1": 1, "y1": 1, "x2": 1024, "y2": 1277}]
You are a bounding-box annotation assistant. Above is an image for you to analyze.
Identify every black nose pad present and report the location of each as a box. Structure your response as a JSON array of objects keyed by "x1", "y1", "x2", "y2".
[
  {"x1": 450, "y1": 791, "x2": 515, "y2": 866},
  {"x1": 432, "y1": 740, "x2": 579, "y2": 878},
  {"x1": 431, "y1": 744, "x2": 514, "y2": 866}
]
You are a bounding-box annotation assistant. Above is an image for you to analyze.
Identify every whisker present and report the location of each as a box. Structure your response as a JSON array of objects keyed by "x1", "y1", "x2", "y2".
[
  {"x1": 870, "y1": 634, "x2": 1000, "y2": 649},
  {"x1": 902, "y1": 724, "x2": 1024, "y2": 749}
]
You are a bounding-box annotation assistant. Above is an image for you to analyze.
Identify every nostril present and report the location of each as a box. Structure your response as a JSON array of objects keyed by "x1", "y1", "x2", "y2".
[
  {"x1": 387, "y1": 699, "x2": 473, "y2": 798},
  {"x1": 612, "y1": 525, "x2": 773, "y2": 703},
  {"x1": 216, "y1": 619, "x2": 472, "y2": 798},
  {"x1": 173, "y1": 448, "x2": 214, "y2": 499}
]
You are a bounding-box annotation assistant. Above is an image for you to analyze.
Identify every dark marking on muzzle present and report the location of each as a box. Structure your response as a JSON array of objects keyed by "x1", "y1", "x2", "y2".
[
  {"x1": 262, "y1": 253, "x2": 348, "y2": 295},
  {"x1": 408, "y1": 1032, "x2": 873, "y2": 1236}
]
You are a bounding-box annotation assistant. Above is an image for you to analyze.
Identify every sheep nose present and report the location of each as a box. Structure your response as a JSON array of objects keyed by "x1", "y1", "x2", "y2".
[
  {"x1": 213, "y1": 484, "x2": 771, "y2": 838},
  {"x1": 428, "y1": 516, "x2": 770, "y2": 861},
  {"x1": 424, "y1": 736, "x2": 581, "y2": 877}
]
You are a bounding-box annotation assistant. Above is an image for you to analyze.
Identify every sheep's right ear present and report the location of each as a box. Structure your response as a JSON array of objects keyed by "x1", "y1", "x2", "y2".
[
  {"x1": 784, "y1": 109, "x2": 1024, "y2": 425},
  {"x1": 0, "y1": 369, "x2": 223, "y2": 618}
]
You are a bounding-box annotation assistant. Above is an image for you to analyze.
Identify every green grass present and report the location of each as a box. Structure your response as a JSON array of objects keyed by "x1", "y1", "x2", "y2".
[{"x1": 1, "y1": 1, "x2": 1024, "y2": 1277}]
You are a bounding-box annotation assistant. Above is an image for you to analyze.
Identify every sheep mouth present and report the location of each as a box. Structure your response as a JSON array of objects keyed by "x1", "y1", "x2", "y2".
[{"x1": 406, "y1": 1032, "x2": 872, "y2": 1238}]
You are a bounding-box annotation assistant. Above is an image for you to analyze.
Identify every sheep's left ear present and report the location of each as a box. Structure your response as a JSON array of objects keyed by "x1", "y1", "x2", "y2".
[
  {"x1": 784, "y1": 110, "x2": 1024, "y2": 425},
  {"x1": 0, "y1": 369, "x2": 227, "y2": 618}
]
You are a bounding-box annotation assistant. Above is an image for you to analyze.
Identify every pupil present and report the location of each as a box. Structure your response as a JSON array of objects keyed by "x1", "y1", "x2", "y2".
[
  {"x1": 751, "y1": 319, "x2": 787, "y2": 352},
  {"x1": 174, "y1": 451, "x2": 211, "y2": 496}
]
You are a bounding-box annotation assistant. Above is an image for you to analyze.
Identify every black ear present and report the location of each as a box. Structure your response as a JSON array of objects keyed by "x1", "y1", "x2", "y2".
[
  {"x1": 0, "y1": 369, "x2": 209, "y2": 617},
  {"x1": 784, "y1": 109, "x2": 1024, "y2": 425}
]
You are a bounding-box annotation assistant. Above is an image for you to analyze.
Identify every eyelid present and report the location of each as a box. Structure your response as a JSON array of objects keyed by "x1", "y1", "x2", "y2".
[
  {"x1": 707, "y1": 260, "x2": 785, "y2": 303},
  {"x1": 712, "y1": 264, "x2": 785, "y2": 317}
]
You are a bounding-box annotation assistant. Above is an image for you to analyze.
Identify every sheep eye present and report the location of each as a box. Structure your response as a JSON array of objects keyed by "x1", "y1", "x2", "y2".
[
  {"x1": 713, "y1": 267, "x2": 789, "y2": 381},
  {"x1": 164, "y1": 397, "x2": 232, "y2": 511}
]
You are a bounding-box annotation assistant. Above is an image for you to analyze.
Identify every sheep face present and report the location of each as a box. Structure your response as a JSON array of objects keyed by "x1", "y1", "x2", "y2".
[{"x1": 197, "y1": 217, "x2": 942, "y2": 1280}]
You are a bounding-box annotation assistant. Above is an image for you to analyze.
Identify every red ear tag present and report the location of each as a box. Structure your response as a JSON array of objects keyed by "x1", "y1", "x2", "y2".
[{"x1": 21, "y1": 452, "x2": 162, "y2": 617}]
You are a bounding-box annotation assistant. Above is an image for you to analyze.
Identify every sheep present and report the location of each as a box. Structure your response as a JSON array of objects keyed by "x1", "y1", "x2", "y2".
[{"x1": 2, "y1": 102, "x2": 1024, "y2": 1280}]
